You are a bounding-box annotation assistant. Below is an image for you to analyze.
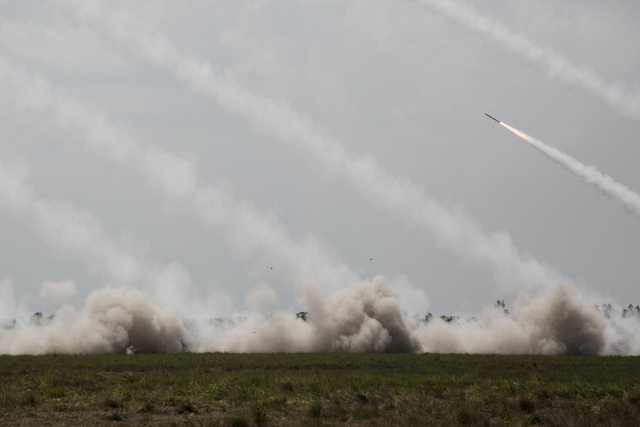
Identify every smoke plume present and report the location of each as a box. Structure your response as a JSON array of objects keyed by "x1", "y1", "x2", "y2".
[
  {"x1": 60, "y1": 0, "x2": 563, "y2": 290},
  {"x1": 196, "y1": 276, "x2": 421, "y2": 353},
  {"x1": 1, "y1": 281, "x2": 186, "y2": 355},
  {"x1": 0, "y1": 55, "x2": 358, "y2": 293},
  {"x1": 3, "y1": 275, "x2": 640, "y2": 356},
  {"x1": 415, "y1": 282, "x2": 606, "y2": 355},
  {"x1": 0, "y1": 160, "x2": 194, "y2": 311},
  {"x1": 192, "y1": 278, "x2": 634, "y2": 356},
  {"x1": 3, "y1": 1, "x2": 639, "y2": 357},
  {"x1": 500, "y1": 122, "x2": 640, "y2": 218},
  {"x1": 421, "y1": 0, "x2": 640, "y2": 120}
]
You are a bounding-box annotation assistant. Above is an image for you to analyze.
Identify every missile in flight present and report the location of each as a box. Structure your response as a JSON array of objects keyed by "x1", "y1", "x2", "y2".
[{"x1": 484, "y1": 113, "x2": 500, "y2": 123}]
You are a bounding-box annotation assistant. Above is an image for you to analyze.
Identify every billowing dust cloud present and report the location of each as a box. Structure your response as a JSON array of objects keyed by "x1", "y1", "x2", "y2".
[
  {"x1": 2, "y1": 276, "x2": 640, "y2": 356},
  {"x1": 199, "y1": 279, "x2": 611, "y2": 356},
  {"x1": 416, "y1": 282, "x2": 606, "y2": 355},
  {"x1": 197, "y1": 277, "x2": 421, "y2": 353},
  {"x1": 1, "y1": 281, "x2": 185, "y2": 355}
]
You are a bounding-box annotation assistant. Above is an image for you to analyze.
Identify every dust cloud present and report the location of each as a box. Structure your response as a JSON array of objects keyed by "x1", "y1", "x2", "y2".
[
  {"x1": 1, "y1": 281, "x2": 185, "y2": 355},
  {"x1": 3, "y1": 276, "x2": 640, "y2": 356}
]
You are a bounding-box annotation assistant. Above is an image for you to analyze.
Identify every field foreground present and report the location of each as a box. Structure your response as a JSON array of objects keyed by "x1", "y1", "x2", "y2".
[{"x1": 1, "y1": 353, "x2": 640, "y2": 426}]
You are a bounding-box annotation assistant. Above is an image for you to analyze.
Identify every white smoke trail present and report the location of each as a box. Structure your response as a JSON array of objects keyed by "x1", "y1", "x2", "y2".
[
  {"x1": 0, "y1": 162, "x2": 191, "y2": 354},
  {"x1": 0, "y1": 160, "x2": 193, "y2": 310},
  {"x1": 0, "y1": 55, "x2": 358, "y2": 292},
  {"x1": 58, "y1": 0, "x2": 563, "y2": 290},
  {"x1": 0, "y1": 20, "x2": 129, "y2": 72},
  {"x1": 420, "y1": 0, "x2": 640, "y2": 120},
  {"x1": 499, "y1": 121, "x2": 640, "y2": 218}
]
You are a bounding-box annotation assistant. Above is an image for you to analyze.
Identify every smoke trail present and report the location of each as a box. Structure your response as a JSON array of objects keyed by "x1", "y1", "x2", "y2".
[
  {"x1": 0, "y1": 20, "x2": 128, "y2": 72},
  {"x1": 0, "y1": 160, "x2": 196, "y2": 311},
  {"x1": 1, "y1": 280, "x2": 186, "y2": 355},
  {"x1": 420, "y1": 0, "x2": 640, "y2": 120},
  {"x1": 0, "y1": 55, "x2": 358, "y2": 292},
  {"x1": 60, "y1": 0, "x2": 563, "y2": 290},
  {"x1": 499, "y1": 121, "x2": 640, "y2": 218},
  {"x1": 0, "y1": 163, "x2": 190, "y2": 354}
]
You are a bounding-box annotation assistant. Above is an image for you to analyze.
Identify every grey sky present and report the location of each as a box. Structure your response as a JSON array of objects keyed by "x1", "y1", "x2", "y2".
[{"x1": 1, "y1": 0, "x2": 639, "y2": 318}]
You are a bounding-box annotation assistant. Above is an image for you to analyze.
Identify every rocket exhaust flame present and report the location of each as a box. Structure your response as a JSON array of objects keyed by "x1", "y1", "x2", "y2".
[
  {"x1": 499, "y1": 123, "x2": 533, "y2": 144},
  {"x1": 496, "y1": 120, "x2": 640, "y2": 218}
]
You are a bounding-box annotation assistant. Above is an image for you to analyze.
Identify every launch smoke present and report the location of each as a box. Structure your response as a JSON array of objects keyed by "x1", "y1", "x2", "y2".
[
  {"x1": 420, "y1": 0, "x2": 640, "y2": 120},
  {"x1": 0, "y1": 161, "x2": 169, "y2": 288},
  {"x1": 197, "y1": 277, "x2": 421, "y2": 353},
  {"x1": 0, "y1": 159, "x2": 200, "y2": 313},
  {"x1": 5, "y1": 1, "x2": 640, "y2": 357},
  {"x1": 61, "y1": 0, "x2": 564, "y2": 290},
  {"x1": 2, "y1": 275, "x2": 640, "y2": 356},
  {"x1": 1, "y1": 281, "x2": 186, "y2": 355},
  {"x1": 500, "y1": 121, "x2": 640, "y2": 218},
  {"x1": 198, "y1": 278, "x2": 632, "y2": 356},
  {"x1": 0, "y1": 55, "x2": 358, "y2": 293}
]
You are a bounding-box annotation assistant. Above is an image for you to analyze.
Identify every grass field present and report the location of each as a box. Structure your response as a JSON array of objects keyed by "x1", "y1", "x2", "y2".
[{"x1": 1, "y1": 353, "x2": 640, "y2": 426}]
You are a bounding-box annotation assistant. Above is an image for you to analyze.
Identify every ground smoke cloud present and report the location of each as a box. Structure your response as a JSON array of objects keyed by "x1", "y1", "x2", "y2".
[
  {"x1": 3, "y1": 277, "x2": 640, "y2": 356},
  {"x1": 1, "y1": 282, "x2": 186, "y2": 355},
  {"x1": 198, "y1": 276, "x2": 424, "y2": 353},
  {"x1": 193, "y1": 278, "x2": 626, "y2": 356},
  {"x1": 416, "y1": 282, "x2": 605, "y2": 355}
]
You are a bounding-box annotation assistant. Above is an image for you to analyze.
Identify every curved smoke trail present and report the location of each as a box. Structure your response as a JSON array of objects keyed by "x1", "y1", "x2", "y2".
[
  {"x1": 0, "y1": 55, "x2": 359, "y2": 293},
  {"x1": 420, "y1": 0, "x2": 640, "y2": 120},
  {"x1": 500, "y1": 121, "x2": 640, "y2": 218},
  {"x1": 0, "y1": 161, "x2": 192, "y2": 300},
  {"x1": 58, "y1": 0, "x2": 563, "y2": 291}
]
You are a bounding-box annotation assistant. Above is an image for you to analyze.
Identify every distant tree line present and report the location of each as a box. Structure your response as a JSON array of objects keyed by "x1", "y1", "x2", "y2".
[
  {"x1": 5, "y1": 301, "x2": 639, "y2": 332},
  {"x1": 423, "y1": 299, "x2": 510, "y2": 324},
  {"x1": 598, "y1": 303, "x2": 640, "y2": 319}
]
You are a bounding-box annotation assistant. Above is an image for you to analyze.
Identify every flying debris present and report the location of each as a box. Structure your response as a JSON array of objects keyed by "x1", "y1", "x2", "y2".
[{"x1": 484, "y1": 113, "x2": 501, "y2": 123}]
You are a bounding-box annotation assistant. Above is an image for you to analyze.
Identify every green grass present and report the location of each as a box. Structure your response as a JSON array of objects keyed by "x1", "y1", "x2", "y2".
[{"x1": 0, "y1": 353, "x2": 639, "y2": 425}]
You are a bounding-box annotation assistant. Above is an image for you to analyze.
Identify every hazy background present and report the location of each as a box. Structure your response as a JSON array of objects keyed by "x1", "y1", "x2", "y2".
[{"x1": 1, "y1": 0, "x2": 639, "y2": 318}]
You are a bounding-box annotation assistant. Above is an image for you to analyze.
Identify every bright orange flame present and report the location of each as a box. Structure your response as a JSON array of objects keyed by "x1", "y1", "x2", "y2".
[{"x1": 500, "y1": 122, "x2": 534, "y2": 144}]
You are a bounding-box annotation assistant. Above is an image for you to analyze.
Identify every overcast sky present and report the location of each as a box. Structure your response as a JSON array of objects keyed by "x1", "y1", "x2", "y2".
[{"x1": 1, "y1": 0, "x2": 639, "y2": 317}]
